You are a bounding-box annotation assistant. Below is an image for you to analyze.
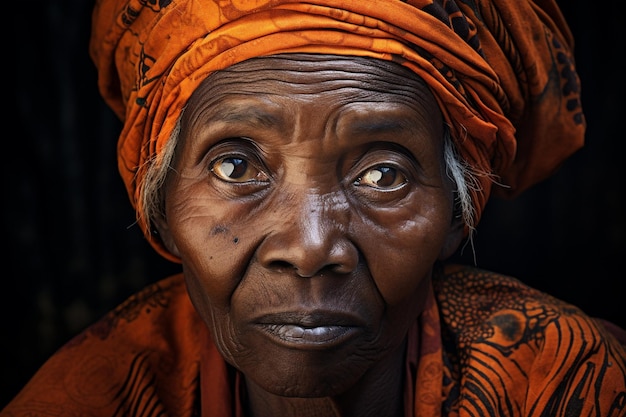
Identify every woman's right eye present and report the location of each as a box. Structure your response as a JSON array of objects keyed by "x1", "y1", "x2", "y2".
[{"x1": 210, "y1": 156, "x2": 269, "y2": 183}]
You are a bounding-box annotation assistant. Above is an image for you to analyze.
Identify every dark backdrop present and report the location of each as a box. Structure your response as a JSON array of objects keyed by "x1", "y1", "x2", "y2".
[{"x1": 4, "y1": 0, "x2": 625, "y2": 407}]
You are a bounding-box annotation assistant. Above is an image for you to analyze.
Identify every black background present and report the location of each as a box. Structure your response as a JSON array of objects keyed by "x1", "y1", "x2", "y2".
[{"x1": 3, "y1": 0, "x2": 625, "y2": 408}]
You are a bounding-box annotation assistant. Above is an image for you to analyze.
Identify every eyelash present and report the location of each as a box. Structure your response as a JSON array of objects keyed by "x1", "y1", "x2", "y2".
[
  {"x1": 209, "y1": 154, "x2": 270, "y2": 184},
  {"x1": 353, "y1": 165, "x2": 408, "y2": 190},
  {"x1": 209, "y1": 154, "x2": 408, "y2": 194}
]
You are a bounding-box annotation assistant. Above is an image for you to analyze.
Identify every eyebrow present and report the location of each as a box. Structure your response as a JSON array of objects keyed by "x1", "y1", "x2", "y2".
[
  {"x1": 211, "y1": 104, "x2": 282, "y2": 128},
  {"x1": 343, "y1": 116, "x2": 417, "y2": 136}
]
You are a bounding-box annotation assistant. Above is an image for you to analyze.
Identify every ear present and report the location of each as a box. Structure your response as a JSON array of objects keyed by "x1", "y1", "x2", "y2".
[
  {"x1": 438, "y1": 214, "x2": 466, "y2": 260},
  {"x1": 151, "y1": 212, "x2": 182, "y2": 258}
]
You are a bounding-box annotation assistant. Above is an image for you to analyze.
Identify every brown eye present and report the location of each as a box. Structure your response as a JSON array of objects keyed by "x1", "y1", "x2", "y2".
[
  {"x1": 355, "y1": 166, "x2": 406, "y2": 189},
  {"x1": 211, "y1": 157, "x2": 268, "y2": 183}
]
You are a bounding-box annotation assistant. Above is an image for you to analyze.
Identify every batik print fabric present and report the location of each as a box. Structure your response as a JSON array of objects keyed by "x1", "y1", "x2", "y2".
[
  {"x1": 3, "y1": 265, "x2": 625, "y2": 416},
  {"x1": 432, "y1": 265, "x2": 626, "y2": 417},
  {"x1": 89, "y1": 0, "x2": 585, "y2": 262}
]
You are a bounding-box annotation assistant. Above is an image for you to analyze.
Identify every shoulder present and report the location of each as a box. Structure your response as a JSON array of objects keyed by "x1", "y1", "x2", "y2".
[
  {"x1": 3, "y1": 274, "x2": 210, "y2": 416},
  {"x1": 434, "y1": 264, "x2": 626, "y2": 417},
  {"x1": 69, "y1": 272, "x2": 197, "y2": 347},
  {"x1": 433, "y1": 264, "x2": 626, "y2": 361},
  {"x1": 433, "y1": 264, "x2": 625, "y2": 349},
  {"x1": 433, "y1": 264, "x2": 580, "y2": 334}
]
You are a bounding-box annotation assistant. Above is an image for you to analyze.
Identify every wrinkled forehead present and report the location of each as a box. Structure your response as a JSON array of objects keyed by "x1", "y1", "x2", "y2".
[{"x1": 185, "y1": 54, "x2": 440, "y2": 113}]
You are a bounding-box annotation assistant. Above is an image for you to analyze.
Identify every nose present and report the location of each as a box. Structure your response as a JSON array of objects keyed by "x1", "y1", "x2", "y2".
[{"x1": 256, "y1": 192, "x2": 358, "y2": 277}]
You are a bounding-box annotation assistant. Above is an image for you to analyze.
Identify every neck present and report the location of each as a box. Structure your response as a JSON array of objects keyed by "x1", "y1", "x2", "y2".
[{"x1": 243, "y1": 340, "x2": 407, "y2": 417}]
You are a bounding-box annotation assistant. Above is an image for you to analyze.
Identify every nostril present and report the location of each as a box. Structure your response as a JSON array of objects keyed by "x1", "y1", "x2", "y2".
[
  {"x1": 329, "y1": 261, "x2": 355, "y2": 275},
  {"x1": 269, "y1": 260, "x2": 295, "y2": 273},
  {"x1": 267, "y1": 260, "x2": 346, "y2": 278}
]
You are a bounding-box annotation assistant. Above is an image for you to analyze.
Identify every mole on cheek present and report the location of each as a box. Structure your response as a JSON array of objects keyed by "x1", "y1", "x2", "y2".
[
  {"x1": 211, "y1": 225, "x2": 229, "y2": 235},
  {"x1": 233, "y1": 237, "x2": 239, "y2": 244}
]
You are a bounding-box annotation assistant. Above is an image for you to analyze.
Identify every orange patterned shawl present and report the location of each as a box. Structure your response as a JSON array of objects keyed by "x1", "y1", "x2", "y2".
[
  {"x1": 89, "y1": 0, "x2": 585, "y2": 261},
  {"x1": 3, "y1": 265, "x2": 625, "y2": 416}
]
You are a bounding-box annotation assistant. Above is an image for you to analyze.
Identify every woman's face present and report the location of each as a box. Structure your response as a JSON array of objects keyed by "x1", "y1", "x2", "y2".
[{"x1": 157, "y1": 55, "x2": 463, "y2": 397}]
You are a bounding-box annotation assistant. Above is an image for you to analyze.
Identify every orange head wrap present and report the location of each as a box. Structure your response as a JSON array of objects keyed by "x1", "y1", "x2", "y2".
[{"x1": 89, "y1": 0, "x2": 584, "y2": 262}]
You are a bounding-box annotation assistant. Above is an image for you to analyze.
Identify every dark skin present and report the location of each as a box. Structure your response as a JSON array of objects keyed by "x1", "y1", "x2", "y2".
[{"x1": 155, "y1": 54, "x2": 465, "y2": 417}]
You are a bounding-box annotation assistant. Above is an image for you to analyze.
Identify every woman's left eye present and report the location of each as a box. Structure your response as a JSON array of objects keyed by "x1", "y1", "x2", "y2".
[
  {"x1": 211, "y1": 156, "x2": 269, "y2": 183},
  {"x1": 354, "y1": 166, "x2": 406, "y2": 189}
]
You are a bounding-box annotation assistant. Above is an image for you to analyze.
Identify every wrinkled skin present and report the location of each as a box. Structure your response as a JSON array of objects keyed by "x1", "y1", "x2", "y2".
[{"x1": 155, "y1": 54, "x2": 464, "y2": 417}]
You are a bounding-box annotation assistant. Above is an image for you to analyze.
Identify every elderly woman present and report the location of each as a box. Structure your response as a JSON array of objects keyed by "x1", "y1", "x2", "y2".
[{"x1": 4, "y1": 0, "x2": 625, "y2": 416}]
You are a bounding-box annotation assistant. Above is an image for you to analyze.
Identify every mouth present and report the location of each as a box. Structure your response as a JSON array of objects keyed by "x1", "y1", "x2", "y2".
[
  {"x1": 263, "y1": 324, "x2": 352, "y2": 343},
  {"x1": 255, "y1": 311, "x2": 364, "y2": 348}
]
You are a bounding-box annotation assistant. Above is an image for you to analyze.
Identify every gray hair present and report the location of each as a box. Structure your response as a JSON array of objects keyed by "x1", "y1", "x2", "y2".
[
  {"x1": 140, "y1": 119, "x2": 478, "y2": 237},
  {"x1": 140, "y1": 119, "x2": 180, "y2": 230},
  {"x1": 442, "y1": 126, "x2": 477, "y2": 235}
]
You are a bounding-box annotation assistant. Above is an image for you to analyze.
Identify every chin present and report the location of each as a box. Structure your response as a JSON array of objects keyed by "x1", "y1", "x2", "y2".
[{"x1": 239, "y1": 351, "x2": 370, "y2": 398}]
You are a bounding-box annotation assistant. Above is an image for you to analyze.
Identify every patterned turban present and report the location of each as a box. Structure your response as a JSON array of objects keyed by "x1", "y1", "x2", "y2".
[{"x1": 90, "y1": 0, "x2": 585, "y2": 261}]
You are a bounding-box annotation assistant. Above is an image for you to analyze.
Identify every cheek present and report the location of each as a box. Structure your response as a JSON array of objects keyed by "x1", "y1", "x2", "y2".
[
  {"x1": 172, "y1": 209, "x2": 260, "y2": 365},
  {"x1": 357, "y1": 204, "x2": 451, "y2": 308},
  {"x1": 166, "y1": 183, "x2": 258, "y2": 310},
  {"x1": 175, "y1": 223, "x2": 244, "y2": 360},
  {"x1": 183, "y1": 267, "x2": 245, "y2": 366}
]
